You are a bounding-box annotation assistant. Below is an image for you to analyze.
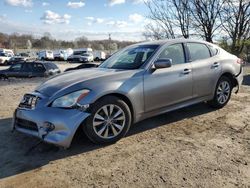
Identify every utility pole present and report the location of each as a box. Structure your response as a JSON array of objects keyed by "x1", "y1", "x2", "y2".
[{"x1": 109, "y1": 33, "x2": 112, "y2": 54}]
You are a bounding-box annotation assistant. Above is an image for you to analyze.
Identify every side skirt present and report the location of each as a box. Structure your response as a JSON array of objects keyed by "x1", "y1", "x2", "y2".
[{"x1": 135, "y1": 95, "x2": 213, "y2": 123}]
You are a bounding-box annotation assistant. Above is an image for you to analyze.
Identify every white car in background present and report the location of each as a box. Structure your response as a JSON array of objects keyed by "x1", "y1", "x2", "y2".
[
  {"x1": 0, "y1": 49, "x2": 14, "y2": 57},
  {"x1": 38, "y1": 50, "x2": 54, "y2": 60},
  {"x1": 0, "y1": 52, "x2": 13, "y2": 65},
  {"x1": 67, "y1": 51, "x2": 94, "y2": 63},
  {"x1": 53, "y1": 50, "x2": 66, "y2": 61},
  {"x1": 82, "y1": 53, "x2": 94, "y2": 62},
  {"x1": 94, "y1": 51, "x2": 106, "y2": 61},
  {"x1": 53, "y1": 48, "x2": 74, "y2": 61}
]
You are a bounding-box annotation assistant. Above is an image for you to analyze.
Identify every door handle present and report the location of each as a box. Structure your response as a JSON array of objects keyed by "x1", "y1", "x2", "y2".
[
  {"x1": 212, "y1": 62, "x2": 220, "y2": 68},
  {"x1": 182, "y1": 68, "x2": 191, "y2": 74}
]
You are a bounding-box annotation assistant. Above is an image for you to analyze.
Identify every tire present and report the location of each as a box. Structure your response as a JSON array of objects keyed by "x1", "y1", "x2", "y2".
[
  {"x1": 208, "y1": 76, "x2": 232, "y2": 108},
  {"x1": 83, "y1": 96, "x2": 132, "y2": 144},
  {"x1": 0, "y1": 74, "x2": 8, "y2": 80}
]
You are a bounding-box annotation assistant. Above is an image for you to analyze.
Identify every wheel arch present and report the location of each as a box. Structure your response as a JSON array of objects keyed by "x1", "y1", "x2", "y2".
[
  {"x1": 91, "y1": 93, "x2": 135, "y2": 123},
  {"x1": 220, "y1": 72, "x2": 238, "y2": 88}
]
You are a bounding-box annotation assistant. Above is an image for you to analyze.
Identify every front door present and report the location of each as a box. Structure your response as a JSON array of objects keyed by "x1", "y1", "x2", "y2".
[
  {"x1": 7, "y1": 63, "x2": 23, "y2": 77},
  {"x1": 144, "y1": 43, "x2": 193, "y2": 112}
]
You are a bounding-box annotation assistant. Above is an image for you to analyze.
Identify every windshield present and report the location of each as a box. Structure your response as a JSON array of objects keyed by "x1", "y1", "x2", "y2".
[
  {"x1": 73, "y1": 51, "x2": 86, "y2": 55},
  {"x1": 99, "y1": 45, "x2": 159, "y2": 70}
]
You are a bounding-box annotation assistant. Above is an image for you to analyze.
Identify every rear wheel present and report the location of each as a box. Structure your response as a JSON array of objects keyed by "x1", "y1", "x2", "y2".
[
  {"x1": 83, "y1": 96, "x2": 132, "y2": 144},
  {"x1": 208, "y1": 76, "x2": 232, "y2": 108}
]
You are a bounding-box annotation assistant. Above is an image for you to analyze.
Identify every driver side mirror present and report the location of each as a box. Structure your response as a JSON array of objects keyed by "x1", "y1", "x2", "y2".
[{"x1": 154, "y1": 58, "x2": 172, "y2": 69}]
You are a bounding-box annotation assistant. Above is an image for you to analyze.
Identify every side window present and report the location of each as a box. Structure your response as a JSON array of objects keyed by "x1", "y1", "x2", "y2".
[
  {"x1": 158, "y1": 44, "x2": 185, "y2": 65},
  {"x1": 187, "y1": 43, "x2": 211, "y2": 61},
  {"x1": 9, "y1": 64, "x2": 22, "y2": 71},
  {"x1": 33, "y1": 64, "x2": 46, "y2": 73},
  {"x1": 208, "y1": 45, "x2": 219, "y2": 56},
  {"x1": 22, "y1": 64, "x2": 32, "y2": 71}
]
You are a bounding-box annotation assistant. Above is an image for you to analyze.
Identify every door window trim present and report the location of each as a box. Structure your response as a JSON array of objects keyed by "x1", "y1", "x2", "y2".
[
  {"x1": 185, "y1": 42, "x2": 212, "y2": 62},
  {"x1": 145, "y1": 42, "x2": 189, "y2": 71}
]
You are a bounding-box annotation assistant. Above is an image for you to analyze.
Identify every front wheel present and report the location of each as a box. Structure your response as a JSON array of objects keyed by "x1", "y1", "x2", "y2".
[
  {"x1": 0, "y1": 74, "x2": 8, "y2": 80},
  {"x1": 208, "y1": 76, "x2": 232, "y2": 108},
  {"x1": 83, "y1": 96, "x2": 132, "y2": 144}
]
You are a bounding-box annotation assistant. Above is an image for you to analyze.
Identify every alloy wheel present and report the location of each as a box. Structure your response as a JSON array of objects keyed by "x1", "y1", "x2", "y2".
[
  {"x1": 216, "y1": 81, "x2": 230, "y2": 104},
  {"x1": 93, "y1": 104, "x2": 126, "y2": 139}
]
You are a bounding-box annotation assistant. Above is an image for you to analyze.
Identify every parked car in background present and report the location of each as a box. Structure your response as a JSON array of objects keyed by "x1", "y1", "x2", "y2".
[
  {"x1": 67, "y1": 48, "x2": 93, "y2": 62},
  {"x1": 93, "y1": 51, "x2": 106, "y2": 61},
  {"x1": 53, "y1": 49, "x2": 66, "y2": 61},
  {"x1": 67, "y1": 52, "x2": 94, "y2": 63},
  {"x1": 16, "y1": 52, "x2": 30, "y2": 57},
  {"x1": 53, "y1": 48, "x2": 74, "y2": 61},
  {"x1": 0, "y1": 49, "x2": 14, "y2": 56},
  {"x1": 12, "y1": 39, "x2": 243, "y2": 148},
  {"x1": 74, "y1": 48, "x2": 93, "y2": 54},
  {"x1": 64, "y1": 63, "x2": 99, "y2": 72},
  {"x1": 7, "y1": 56, "x2": 26, "y2": 65},
  {"x1": 38, "y1": 50, "x2": 54, "y2": 60},
  {"x1": 0, "y1": 61, "x2": 60, "y2": 79},
  {"x1": 0, "y1": 52, "x2": 13, "y2": 65}
]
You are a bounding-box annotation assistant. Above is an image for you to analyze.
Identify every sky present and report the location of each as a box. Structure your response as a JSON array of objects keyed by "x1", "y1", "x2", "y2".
[{"x1": 0, "y1": 0, "x2": 150, "y2": 41}]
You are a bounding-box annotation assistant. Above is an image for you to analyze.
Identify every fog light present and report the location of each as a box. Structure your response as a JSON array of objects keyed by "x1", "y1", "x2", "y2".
[{"x1": 43, "y1": 122, "x2": 55, "y2": 132}]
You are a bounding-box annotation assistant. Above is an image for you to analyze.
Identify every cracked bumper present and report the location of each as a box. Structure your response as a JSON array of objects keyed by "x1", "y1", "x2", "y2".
[
  {"x1": 13, "y1": 107, "x2": 90, "y2": 148},
  {"x1": 235, "y1": 65, "x2": 244, "y2": 93}
]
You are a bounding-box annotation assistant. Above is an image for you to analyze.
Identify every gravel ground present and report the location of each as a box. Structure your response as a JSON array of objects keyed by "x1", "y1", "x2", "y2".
[{"x1": 0, "y1": 63, "x2": 249, "y2": 188}]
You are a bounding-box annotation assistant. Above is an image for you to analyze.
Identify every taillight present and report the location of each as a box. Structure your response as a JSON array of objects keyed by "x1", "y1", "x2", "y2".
[{"x1": 236, "y1": 58, "x2": 243, "y2": 65}]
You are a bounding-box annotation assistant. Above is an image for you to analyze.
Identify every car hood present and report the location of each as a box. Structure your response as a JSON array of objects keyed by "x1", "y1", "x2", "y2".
[{"x1": 35, "y1": 68, "x2": 142, "y2": 97}]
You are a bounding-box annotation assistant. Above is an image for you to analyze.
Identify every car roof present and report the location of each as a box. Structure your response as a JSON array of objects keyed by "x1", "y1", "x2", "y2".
[{"x1": 134, "y1": 39, "x2": 214, "y2": 47}]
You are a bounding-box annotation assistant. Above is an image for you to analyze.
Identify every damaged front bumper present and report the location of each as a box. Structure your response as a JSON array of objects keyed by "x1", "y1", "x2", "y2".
[{"x1": 12, "y1": 106, "x2": 90, "y2": 148}]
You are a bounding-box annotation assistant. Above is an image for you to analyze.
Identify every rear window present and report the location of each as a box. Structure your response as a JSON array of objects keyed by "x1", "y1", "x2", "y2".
[
  {"x1": 44, "y1": 63, "x2": 58, "y2": 70},
  {"x1": 187, "y1": 43, "x2": 211, "y2": 61},
  {"x1": 32, "y1": 64, "x2": 46, "y2": 72}
]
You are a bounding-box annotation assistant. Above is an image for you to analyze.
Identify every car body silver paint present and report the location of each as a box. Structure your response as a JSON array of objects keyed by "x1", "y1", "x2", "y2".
[{"x1": 13, "y1": 39, "x2": 244, "y2": 148}]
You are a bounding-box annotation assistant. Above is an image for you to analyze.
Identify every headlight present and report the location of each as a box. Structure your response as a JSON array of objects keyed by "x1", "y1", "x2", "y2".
[{"x1": 51, "y1": 89, "x2": 90, "y2": 108}]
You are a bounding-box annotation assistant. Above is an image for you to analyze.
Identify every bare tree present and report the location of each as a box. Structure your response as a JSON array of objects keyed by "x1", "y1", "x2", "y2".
[
  {"x1": 108, "y1": 42, "x2": 118, "y2": 51},
  {"x1": 171, "y1": 0, "x2": 191, "y2": 38},
  {"x1": 221, "y1": 0, "x2": 250, "y2": 56},
  {"x1": 143, "y1": 23, "x2": 170, "y2": 40},
  {"x1": 190, "y1": 0, "x2": 226, "y2": 42},
  {"x1": 145, "y1": 0, "x2": 191, "y2": 39}
]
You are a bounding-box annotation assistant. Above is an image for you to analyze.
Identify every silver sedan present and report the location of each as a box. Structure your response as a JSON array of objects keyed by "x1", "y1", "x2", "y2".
[{"x1": 13, "y1": 39, "x2": 244, "y2": 148}]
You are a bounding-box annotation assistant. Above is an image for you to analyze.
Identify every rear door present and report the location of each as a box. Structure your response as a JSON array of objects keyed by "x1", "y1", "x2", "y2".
[
  {"x1": 186, "y1": 42, "x2": 222, "y2": 98},
  {"x1": 144, "y1": 43, "x2": 193, "y2": 112},
  {"x1": 33, "y1": 63, "x2": 46, "y2": 77}
]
